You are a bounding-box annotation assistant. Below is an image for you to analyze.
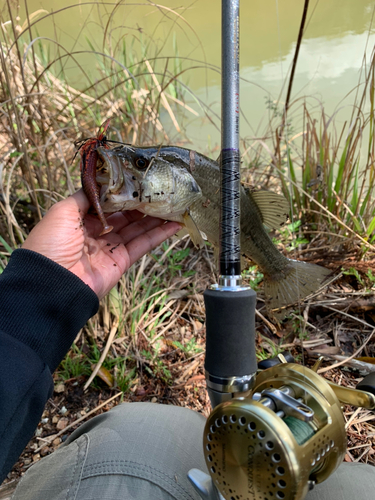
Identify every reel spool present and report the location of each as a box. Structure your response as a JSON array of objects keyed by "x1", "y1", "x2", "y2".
[{"x1": 203, "y1": 361, "x2": 374, "y2": 500}]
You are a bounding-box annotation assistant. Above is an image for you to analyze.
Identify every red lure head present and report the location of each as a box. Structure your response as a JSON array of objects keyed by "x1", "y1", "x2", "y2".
[
  {"x1": 96, "y1": 118, "x2": 111, "y2": 141},
  {"x1": 74, "y1": 119, "x2": 111, "y2": 169}
]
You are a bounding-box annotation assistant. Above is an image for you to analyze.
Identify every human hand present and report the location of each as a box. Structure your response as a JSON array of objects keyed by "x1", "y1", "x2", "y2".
[{"x1": 22, "y1": 190, "x2": 181, "y2": 299}]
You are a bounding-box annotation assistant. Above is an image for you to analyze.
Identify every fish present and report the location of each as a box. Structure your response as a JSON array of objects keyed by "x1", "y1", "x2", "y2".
[{"x1": 95, "y1": 145, "x2": 331, "y2": 314}]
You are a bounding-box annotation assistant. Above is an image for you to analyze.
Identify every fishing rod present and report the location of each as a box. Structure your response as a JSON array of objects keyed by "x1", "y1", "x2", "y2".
[
  {"x1": 188, "y1": 2, "x2": 375, "y2": 499},
  {"x1": 203, "y1": 0, "x2": 257, "y2": 410}
]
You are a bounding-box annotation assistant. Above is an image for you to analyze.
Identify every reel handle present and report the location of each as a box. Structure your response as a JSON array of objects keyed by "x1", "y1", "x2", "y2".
[
  {"x1": 312, "y1": 357, "x2": 375, "y2": 409},
  {"x1": 357, "y1": 372, "x2": 375, "y2": 396},
  {"x1": 326, "y1": 381, "x2": 375, "y2": 409},
  {"x1": 258, "y1": 355, "x2": 375, "y2": 410}
]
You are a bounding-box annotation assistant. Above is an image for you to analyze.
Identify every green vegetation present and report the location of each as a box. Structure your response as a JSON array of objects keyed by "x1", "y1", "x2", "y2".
[
  {"x1": 58, "y1": 345, "x2": 92, "y2": 381},
  {"x1": 242, "y1": 265, "x2": 264, "y2": 291},
  {"x1": 245, "y1": 51, "x2": 375, "y2": 253},
  {"x1": 342, "y1": 267, "x2": 375, "y2": 290},
  {"x1": 276, "y1": 220, "x2": 309, "y2": 251},
  {"x1": 172, "y1": 338, "x2": 203, "y2": 358}
]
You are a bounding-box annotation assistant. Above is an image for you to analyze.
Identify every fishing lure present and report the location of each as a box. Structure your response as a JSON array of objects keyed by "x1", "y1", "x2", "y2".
[{"x1": 75, "y1": 119, "x2": 114, "y2": 235}]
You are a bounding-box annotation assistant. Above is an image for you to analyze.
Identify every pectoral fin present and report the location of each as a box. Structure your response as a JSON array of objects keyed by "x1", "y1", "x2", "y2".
[
  {"x1": 250, "y1": 189, "x2": 290, "y2": 230},
  {"x1": 175, "y1": 227, "x2": 189, "y2": 240},
  {"x1": 183, "y1": 210, "x2": 205, "y2": 248}
]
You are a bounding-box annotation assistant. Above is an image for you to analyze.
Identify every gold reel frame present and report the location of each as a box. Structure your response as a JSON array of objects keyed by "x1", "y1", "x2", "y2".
[{"x1": 203, "y1": 363, "x2": 349, "y2": 500}]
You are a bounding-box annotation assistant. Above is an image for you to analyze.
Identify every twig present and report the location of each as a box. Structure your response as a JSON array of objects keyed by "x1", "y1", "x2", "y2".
[
  {"x1": 165, "y1": 92, "x2": 199, "y2": 116},
  {"x1": 320, "y1": 297, "x2": 375, "y2": 312},
  {"x1": 150, "y1": 299, "x2": 190, "y2": 344},
  {"x1": 318, "y1": 328, "x2": 375, "y2": 374},
  {"x1": 322, "y1": 306, "x2": 375, "y2": 329},
  {"x1": 281, "y1": 0, "x2": 310, "y2": 125},
  {"x1": 348, "y1": 443, "x2": 374, "y2": 451},
  {"x1": 84, "y1": 318, "x2": 119, "y2": 390},
  {"x1": 281, "y1": 338, "x2": 333, "y2": 349},
  {"x1": 142, "y1": 300, "x2": 176, "y2": 331},
  {"x1": 322, "y1": 355, "x2": 375, "y2": 374},
  {"x1": 255, "y1": 308, "x2": 278, "y2": 334},
  {"x1": 34, "y1": 391, "x2": 123, "y2": 453},
  {"x1": 346, "y1": 407, "x2": 365, "y2": 429},
  {"x1": 351, "y1": 414, "x2": 375, "y2": 425},
  {"x1": 170, "y1": 351, "x2": 204, "y2": 368},
  {"x1": 145, "y1": 59, "x2": 180, "y2": 132},
  {"x1": 355, "y1": 447, "x2": 372, "y2": 462},
  {"x1": 174, "y1": 359, "x2": 201, "y2": 385}
]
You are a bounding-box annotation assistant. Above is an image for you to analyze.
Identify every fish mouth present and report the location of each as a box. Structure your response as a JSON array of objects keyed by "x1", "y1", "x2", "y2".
[
  {"x1": 96, "y1": 147, "x2": 140, "y2": 212},
  {"x1": 96, "y1": 147, "x2": 128, "y2": 191}
]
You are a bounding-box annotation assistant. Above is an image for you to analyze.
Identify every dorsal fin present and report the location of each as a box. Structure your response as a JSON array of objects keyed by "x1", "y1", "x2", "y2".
[{"x1": 250, "y1": 189, "x2": 289, "y2": 230}]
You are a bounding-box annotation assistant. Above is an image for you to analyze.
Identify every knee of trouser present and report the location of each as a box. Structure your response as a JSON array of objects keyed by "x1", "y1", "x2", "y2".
[
  {"x1": 12, "y1": 403, "x2": 209, "y2": 500},
  {"x1": 65, "y1": 402, "x2": 207, "y2": 448}
]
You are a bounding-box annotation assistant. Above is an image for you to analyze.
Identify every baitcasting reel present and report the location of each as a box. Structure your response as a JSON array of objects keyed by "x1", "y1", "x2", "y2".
[{"x1": 199, "y1": 358, "x2": 375, "y2": 500}]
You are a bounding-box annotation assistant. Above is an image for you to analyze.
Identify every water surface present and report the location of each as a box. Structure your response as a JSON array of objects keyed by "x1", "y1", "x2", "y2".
[{"x1": 14, "y1": 0, "x2": 375, "y2": 151}]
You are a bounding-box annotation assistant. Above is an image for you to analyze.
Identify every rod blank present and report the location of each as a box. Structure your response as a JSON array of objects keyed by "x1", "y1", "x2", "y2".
[{"x1": 220, "y1": 0, "x2": 241, "y2": 277}]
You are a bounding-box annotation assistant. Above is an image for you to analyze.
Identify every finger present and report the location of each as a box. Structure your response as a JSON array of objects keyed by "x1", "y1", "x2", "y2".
[
  {"x1": 118, "y1": 216, "x2": 169, "y2": 246},
  {"x1": 126, "y1": 221, "x2": 181, "y2": 267},
  {"x1": 106, "y1": 210, "x2": 146, "y2": 232},
  {"x1": 85, "y1": 210, "x2": 146, "y2": 237},
  {"x1": 68, "y1": 189, "x2": 91, "y2": 215},
  {"x1": 83, "y1": 217, "x2": 166, "y2": 256},
  {"x1": 41, "y1": 189, "x2": 90, "y2": 222}
]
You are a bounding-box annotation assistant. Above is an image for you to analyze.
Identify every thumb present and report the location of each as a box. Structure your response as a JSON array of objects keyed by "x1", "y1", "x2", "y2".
[{"x1": 67, "y1": 189, "x2": 91, "y2": 216}]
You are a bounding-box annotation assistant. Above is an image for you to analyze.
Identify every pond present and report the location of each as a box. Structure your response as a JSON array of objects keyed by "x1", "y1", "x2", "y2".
[{"x1": 15, "y1": 0, "x2": 375, "y2": 152}]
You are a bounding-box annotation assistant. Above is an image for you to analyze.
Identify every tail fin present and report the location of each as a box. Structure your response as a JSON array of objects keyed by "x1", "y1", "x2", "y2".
[{"x1": 264, "y1": 260, "x2": 332, "y2": 318}]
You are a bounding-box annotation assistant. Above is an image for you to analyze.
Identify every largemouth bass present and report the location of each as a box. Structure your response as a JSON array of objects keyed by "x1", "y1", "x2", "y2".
[{"x1": 96, "y1": 145, "x2": 331, "y2": 313}]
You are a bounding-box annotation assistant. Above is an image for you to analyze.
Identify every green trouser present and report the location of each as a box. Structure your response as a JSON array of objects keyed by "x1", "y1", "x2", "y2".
[{"x1": 11, "y1": 403, "x2": 375, "y2": 500}]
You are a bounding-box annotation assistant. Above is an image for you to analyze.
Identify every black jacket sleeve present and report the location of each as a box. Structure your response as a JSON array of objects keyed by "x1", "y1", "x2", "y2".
[{"x1": 0, "y1": 249, "x2": 99, "y2": 482}]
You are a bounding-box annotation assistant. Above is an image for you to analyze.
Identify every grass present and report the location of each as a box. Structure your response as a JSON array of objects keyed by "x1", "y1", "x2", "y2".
[{"x1": 243, "y1": 52, "x2": 375, "y2": 253}]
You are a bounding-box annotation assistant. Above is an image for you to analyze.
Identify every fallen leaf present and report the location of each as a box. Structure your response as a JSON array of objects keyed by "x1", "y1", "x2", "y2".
[
  {"x1": 194, "y1": 320, "x2": 203, "y2": 331},
  {"x1": 94, "y1": 365, "x2": 114, "y2": 387},
  {"x1": 54, "y1": 383, "x2": 65, "y2": 393}
]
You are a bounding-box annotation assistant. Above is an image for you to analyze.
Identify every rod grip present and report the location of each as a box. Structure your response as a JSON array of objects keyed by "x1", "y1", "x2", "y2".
[{"x1": 204, "y1": 288, "x2": 257, "y2": 378}]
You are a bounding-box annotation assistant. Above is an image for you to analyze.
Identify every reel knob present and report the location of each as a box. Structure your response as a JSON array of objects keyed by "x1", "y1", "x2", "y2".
[
  {"x1": 203, "y1": 363, "x2": 347, "y2": 500},
  {"x1": 357, "y1": 373, "x2": 375, "y2": 396}
]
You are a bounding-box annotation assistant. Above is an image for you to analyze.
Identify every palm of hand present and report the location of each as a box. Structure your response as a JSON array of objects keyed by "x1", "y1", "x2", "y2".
[{"x1": 22, "y1": 190, "x2": 181, "y2": 299}]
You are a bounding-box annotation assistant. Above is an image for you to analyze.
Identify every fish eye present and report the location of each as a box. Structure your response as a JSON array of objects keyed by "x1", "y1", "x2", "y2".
[{"x1": 135, "y1": 157, "x2": 148, "y2": 169}]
